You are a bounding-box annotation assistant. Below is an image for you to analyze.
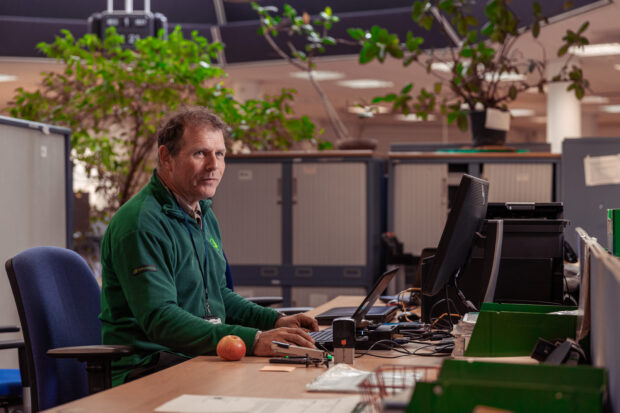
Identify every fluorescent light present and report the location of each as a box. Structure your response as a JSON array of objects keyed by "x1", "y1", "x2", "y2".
[
  {"x1": 348, "y1": 105, "x2": 389, "y2": 115},
  {"x1": 484, "y1": 72, "x2": 525, "y2": 82},
  {"x1": 581, "y1": 96, "x2": 610, "y2": 104},
  {"x1": 431, "y1": 62, "x2": 453, "y2": 72},
  {"x1": 602, "y1": 104, "x2": 620, "y2": 113},
  {"x1": 432, "y1": 62, "x2": 523, "y2": 82},
  {"x1": 337, "y1": 79, "x2": 394, "y2": 89},
  {"x1": 0, "y1": 74, "x2": 17, "y2": 82},
  {"x1": 570, "y1": 43, "x2": 620, "y2": 57},
  {"x1": 289, "y1": 70, "x2": 345, "y2": 81},
  {"x1": 395, "y1": 113, "x2": 436, "y2": 122},
  {"x1": 509, "y1": 108, "x2": 535, "y2": 117}
]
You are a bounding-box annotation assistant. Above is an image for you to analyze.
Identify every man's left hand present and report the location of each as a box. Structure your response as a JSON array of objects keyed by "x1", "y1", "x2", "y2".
[{"x1": 274, "y1": 313, "x2": 319, "y2": 332}]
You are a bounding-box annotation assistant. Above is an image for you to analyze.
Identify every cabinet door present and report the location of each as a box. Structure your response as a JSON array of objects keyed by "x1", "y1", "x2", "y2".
[
  {"x1": 392, "y1": 163, "x2": 448, "y2": 255},
  {"x1": 213, "y1": 163, "x2": 281, "y2": 265},
  {"x1": 292, "y1": 162, "x2": 366, "y2": 266},
  {"x1": 483, "y1": 163, "x2": 553, "y2": 202}
]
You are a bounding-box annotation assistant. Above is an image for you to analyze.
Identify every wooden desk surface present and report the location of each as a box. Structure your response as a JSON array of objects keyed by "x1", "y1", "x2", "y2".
[{"x1": 41, "y1": 296, "x2": 442, "y2": 413}]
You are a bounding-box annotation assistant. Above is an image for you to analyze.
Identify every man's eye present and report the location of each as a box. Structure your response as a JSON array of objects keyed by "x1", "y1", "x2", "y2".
[{"x1": 216, "y1": 151, "x2": 225, "y2": 158}]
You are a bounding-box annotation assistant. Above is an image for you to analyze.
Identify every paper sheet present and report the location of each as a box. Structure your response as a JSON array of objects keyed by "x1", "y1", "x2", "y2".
[
  {"x1": 305, "y1": 363, "x2": 371, "y2": 393},
  {"x1": 584, "y1": 154, "x2": 620, "y2": 186},
  {"x1": 154, "y1": 394, "x2": 361, "y2": 413}
]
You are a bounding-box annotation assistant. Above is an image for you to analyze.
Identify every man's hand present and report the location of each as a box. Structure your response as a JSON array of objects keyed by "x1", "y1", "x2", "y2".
[
  {"x1": 274, "y1": 313, "x2": 319, "y2": 332},
  {"x1": 252, "y1": 327, "x2": 316, "y2": 356}
]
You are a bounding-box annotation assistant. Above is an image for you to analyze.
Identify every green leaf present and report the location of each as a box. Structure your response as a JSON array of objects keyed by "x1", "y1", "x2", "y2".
[
  {"x1": 509, "y1": 86, "x2": 517, "y2": 100},
  {"x1": 348, "y1": 28, "x2": 365, "y2": 41}
]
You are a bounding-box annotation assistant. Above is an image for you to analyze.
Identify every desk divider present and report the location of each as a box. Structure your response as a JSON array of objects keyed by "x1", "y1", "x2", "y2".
[
  {"x1": 464, "y1": 302, "x2": 578, "y2": 357},
  {"x1": 408, "y1": 359, "x2": 606, "y2": 413}
]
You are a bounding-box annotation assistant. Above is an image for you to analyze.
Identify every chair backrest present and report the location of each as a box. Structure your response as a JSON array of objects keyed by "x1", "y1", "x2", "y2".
[{"x1": 5, "y1": 246, "x2": 101, "y2": 412}]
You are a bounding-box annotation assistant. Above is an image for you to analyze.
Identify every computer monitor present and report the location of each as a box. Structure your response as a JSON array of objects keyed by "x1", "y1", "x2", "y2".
[{"x1": 421, "y1": 174, "x2": 490, "y2": 296}]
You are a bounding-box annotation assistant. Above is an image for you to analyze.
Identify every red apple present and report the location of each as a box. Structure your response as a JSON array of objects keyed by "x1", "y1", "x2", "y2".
[{"x1": 216, "y1": 335, "x2": 246, "y2": 361}]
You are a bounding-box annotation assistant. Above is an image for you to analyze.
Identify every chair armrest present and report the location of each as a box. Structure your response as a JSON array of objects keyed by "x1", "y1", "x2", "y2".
[
  {"x1": 246, "y1": 296, "x2": 284, "y2": 307},
  {"x1": 47, "y1": 345, "x2": 133, "y2": 362},
  {"x1": 0, "y1": 339, "x2": 24, "y2": 350},
  {"x1": 0, "y1": 326, "x2": 20, "y2": 333},
  {"x1": 47, "y1": 345, "x2": 134, "y2": 393}
]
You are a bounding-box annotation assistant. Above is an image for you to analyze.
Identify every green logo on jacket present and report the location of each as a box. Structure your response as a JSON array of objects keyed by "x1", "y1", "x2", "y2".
[
  {"x1": 209, "y1": 237, "x2": 219, "y2": 250},
  {"x1": 131, "y1": 265, "x2": 157, "y2": 275}
]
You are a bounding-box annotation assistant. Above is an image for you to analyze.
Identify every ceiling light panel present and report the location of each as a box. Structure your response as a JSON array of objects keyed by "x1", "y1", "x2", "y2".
[
  {"x1": 570, "y1": 43, "x2": 620, "y2": 57},
  {"x1": 337, "y1": 79, "x2": 394, "y2": 89},
  {"x1": 289, "y1": 70, "x2": 345, "y2": 81}
]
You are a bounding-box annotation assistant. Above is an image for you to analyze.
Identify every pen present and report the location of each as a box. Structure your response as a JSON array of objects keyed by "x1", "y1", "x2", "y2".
[{"x1": 269, "y1": 357, "x2": 308, "y2": 365}]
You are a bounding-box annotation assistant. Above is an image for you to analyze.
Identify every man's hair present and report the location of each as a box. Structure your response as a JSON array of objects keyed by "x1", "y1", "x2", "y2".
[{"x1": 156, "y1": 107, "x2": 228, "y2": 158}]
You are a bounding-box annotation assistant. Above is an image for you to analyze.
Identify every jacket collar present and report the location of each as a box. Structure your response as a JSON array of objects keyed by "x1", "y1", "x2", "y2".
[{"x1": 149, "y1": 170, "x2": 212, "y2": 219}]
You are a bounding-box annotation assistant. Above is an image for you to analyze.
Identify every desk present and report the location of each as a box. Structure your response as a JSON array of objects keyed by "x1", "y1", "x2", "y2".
[{"x1": 41, "y1": 296, "x2": 442, "y2": 413}]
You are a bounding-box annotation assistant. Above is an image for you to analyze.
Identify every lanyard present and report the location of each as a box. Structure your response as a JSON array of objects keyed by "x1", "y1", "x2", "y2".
[{"x1": 175, "y1": 202, "x2": 212, "y2": 316}]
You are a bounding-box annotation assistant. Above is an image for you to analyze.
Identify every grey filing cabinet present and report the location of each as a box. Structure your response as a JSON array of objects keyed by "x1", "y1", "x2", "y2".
[
  {"x1": 0, "y1": 116, "x2": 73, "y2": 369},
  {"x1": 388, "y1": 152, "x2": 561, "y2": 255},
  {"x1": 562, "y1": 137, "x2": 620, "y2": 250},
  {"x1": 213, "y1": 151, "x2": 385, "y2": 307}
]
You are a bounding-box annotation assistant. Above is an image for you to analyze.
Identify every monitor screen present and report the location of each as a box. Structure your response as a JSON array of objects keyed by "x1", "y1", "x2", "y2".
[{"x1": 421, "y1": 174, "x2": 490, "y2": 296}]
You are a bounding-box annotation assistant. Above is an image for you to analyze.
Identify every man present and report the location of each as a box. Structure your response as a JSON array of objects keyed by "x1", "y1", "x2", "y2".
[{"x1": 100, "y1": 107, "x2": 318, "y2": 386}]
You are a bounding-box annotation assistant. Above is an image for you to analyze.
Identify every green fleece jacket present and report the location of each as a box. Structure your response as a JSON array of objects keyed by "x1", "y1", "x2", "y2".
[{"x1": 100, "y1": 171, "x2": 279, "y2": 386}]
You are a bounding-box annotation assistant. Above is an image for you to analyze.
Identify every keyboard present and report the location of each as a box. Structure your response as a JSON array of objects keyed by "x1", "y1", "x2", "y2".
[{"x1": 310, "y1": 328, "x2": 333, "y2": 342}]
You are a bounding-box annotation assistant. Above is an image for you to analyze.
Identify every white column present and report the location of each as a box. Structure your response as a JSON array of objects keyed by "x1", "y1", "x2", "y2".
[{"x1": 546, "y1": 60, "x2": 582, "y2": 153}]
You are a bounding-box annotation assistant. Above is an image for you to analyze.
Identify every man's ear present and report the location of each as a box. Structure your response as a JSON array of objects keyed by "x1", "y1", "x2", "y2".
[{"x1": 158, "y1": 145, "x2": 171, "y2": 170}]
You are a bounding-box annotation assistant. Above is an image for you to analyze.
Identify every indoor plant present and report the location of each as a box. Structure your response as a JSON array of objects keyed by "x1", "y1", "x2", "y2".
[
  {"x1": 253, "y1": 3, "x2": 374, "y2": 150},
  {"x1": 6, "y1": 26, "x2": 318, "y2": 219},
  {"x1": 348, "y1": 0, "x2": 590, "y2": 147}
]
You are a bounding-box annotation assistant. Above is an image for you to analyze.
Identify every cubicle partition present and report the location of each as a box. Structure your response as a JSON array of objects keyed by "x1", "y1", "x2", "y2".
[
  {"x1": 0, "y1": 116, "x2": 72, "y2": 369},
  {"x1": 563, "y1": 137, "x2": 620, "y2": 251},
  {"x1": 578, "y1": 229, "x2": 620, "y2": 413},
  {"x1": 212, "y1": 151, "x2": 385, "y2": 307}
]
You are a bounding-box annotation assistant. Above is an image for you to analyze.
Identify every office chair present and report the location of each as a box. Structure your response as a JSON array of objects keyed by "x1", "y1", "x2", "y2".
[
  {"x1": 223, "y1": 253, "x2": 312, "y2": 315},
  {"x1": 5, "y1": 246, "x2": 132, "y2": 412},
  {"x1": 0, "y1": 326, "x2": 25, "y2": 413}
]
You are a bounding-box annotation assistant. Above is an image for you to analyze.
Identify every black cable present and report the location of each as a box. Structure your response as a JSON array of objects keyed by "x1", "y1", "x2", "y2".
[
  {"x1": 444, "y1": 285, "x2": 454, "y2": 331},
  {"x1": 429, "y1": 297, "x2": 457, "y2": 327},
  {"x1": 412, "y1": 343, "x2": 451, "y2": 357},
  {"x1": 354, "y1": 340, "x2": 415, "y2": 358}
]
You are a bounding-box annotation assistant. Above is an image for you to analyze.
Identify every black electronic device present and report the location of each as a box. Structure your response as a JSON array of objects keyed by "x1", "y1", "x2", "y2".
[
  {"x1": 313, "y1": 268, "x2": 399, "y2": 326},
  {"x1": 310, "y1": 268, "x2": 399, "y2": 350},
  {"x1": 89, "y1": 0, "x2": 168, "y2": 48},
  {"x1": 332, "y1": 317, "x2": 355, "y2": 364},
  {"x1": 423, "y1": 202, "x2": 568, "y2": 319},
  {"x1": 421, "y1": 174, "x2": 490, "y2": 297}
]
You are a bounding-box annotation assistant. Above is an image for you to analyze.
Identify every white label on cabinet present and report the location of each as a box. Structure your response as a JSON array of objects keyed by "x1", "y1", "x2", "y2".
[{"x1": 237, "y1": 170, "x2": 253, "y2": 181}]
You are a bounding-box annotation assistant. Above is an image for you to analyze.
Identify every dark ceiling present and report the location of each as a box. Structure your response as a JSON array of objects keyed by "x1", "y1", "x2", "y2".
[{"x1": 0, "y1": 0, "x2": 606, "y2": 63}]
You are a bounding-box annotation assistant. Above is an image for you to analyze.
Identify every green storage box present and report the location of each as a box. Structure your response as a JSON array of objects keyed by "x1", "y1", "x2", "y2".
[
  {"x1": 464, "y1": 303, "x2": 577, "y2": 357},
  {"x1": 408, "y1": 359, "x2": 606, "y2": 413}
]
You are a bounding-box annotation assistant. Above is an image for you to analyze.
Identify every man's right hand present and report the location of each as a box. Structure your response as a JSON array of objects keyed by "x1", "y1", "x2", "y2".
[{"x1": 253, "y1": 327, "x2": 315, "y2": 356}]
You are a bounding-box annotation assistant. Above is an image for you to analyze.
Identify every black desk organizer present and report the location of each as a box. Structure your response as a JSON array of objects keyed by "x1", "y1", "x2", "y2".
[{"x1": 422, "y1": 202, "x2": 568, "y2": 322}]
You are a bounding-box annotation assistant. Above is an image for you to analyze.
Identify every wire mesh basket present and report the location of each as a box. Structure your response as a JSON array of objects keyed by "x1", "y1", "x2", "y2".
[{"x1": 358, "y1": 365, "x2": 440, "y2": 413}]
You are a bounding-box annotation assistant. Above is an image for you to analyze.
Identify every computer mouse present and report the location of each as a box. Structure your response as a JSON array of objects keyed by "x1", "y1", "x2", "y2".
[{"x1": 397, "y1": 311, "x2": 420, "y2": 322}]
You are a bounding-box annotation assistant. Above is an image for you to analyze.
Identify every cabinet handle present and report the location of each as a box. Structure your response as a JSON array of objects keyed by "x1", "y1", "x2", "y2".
[{"x1": 276, "y1": 178, "x2": 282, "y2": 204}]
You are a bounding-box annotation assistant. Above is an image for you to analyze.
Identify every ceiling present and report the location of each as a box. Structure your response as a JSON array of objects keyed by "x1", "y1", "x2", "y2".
[{"x1": 1, "y1": 0, "x2": 620, "y2": 153}]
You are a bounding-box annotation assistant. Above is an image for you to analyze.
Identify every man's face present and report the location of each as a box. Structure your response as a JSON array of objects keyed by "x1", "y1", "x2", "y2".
[{"x1": 160, "y1": 125, "x2": 226, "y2": 205}]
